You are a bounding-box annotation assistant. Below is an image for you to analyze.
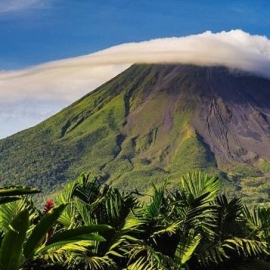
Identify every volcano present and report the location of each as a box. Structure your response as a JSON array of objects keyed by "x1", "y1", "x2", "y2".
[{"x1": 1, "y1": 64, "x2": 270, "y2": 203}]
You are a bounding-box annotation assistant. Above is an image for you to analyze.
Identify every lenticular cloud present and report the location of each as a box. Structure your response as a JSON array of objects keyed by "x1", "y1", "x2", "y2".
[
  {"x1": 91, "y1": 29, "x2": 270, "y2": 78},
  {"x1": 1, "y1": 29, "x2": 270, "y2": 104}
]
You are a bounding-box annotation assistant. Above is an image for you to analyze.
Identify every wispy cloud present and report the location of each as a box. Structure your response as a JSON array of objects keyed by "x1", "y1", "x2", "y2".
[
  {"x1": 0, "y1": 63, "x2": 129, "y2": 103},
  {"x1": 1, "y1": 29, "x2": 270, "y2": 138},
  {"x1": 0, "y1": 0, "x2": 48, "y2": 13}
]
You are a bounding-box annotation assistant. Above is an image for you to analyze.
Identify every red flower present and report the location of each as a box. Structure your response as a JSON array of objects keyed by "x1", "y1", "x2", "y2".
[
  {"x1": 43, "y1": 199, "x2": 55, "y2": 243},
  {"x1": 43, "y1": 199, "x2": 54, "y2": 213}
]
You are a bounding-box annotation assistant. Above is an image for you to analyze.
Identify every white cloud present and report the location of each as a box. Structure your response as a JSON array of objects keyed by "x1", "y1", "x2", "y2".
[
  {"x1": 0, "y1": 0, "x2": 47, "y2": 13},
  {"x1": 2, "y1": 30, "x2": 270, "y2": 104},
  {"x1": 0, "y1": 63, "x2": 130, "y2": 104},
  {"x1": 1, "y1": 29, "x2": 270, "y2": 138},
  {"x1": 90, "y1": 30, "x2": 270, "y2": 78}
]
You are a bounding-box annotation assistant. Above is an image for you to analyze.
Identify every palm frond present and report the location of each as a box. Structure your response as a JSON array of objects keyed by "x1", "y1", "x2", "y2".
[
  {"x1": 41, "y1": 240, "x2": 93, "y2": 267},
  {"x1": 76, "y1": 254, "x2": 117, "y2": 270},
  {"x1": 197, "y1": 241, "x2": 230, "y2": 266},
  {"x1": 0, "y1": 196, "x2": 38, "y2": 232},
  {"x1": 179, "y1": 172, "x2": 221, "y2": 205},
  {"x1": 127, "y1": 241, "x2": 171, "y2": 270},
  {"x1": 127, "y1": 256, "x2": 156, "y2": 270},
  {"x1": 174, "y1": 229, "x2": 202, "y2": 266},
  {"x1": 223, "y1": 237, "x2": 268, "y2": 257},
  {"x1": 214, "y1": 195, "x2": 244, "y2": 239},
  {"x1": 0, "y1": 186, "x2": 40, "y2": 197},
  {"x1": 197, "y1": 237, "x2": 268, "y2": 267},
  {"x1": 152, "y1": 220, "x2": 183, "y2": 238},
  {"x1": 143, "y1": 183, "x2": 166, "y2": 220}
]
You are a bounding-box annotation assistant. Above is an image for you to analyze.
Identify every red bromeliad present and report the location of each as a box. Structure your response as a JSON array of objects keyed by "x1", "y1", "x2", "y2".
[
  {"x1": 43, "y1": 199, "x2": 54, "y2": 214},
  {"x1": 43, "y1": 199, "x2": 54, "y2": 243}
]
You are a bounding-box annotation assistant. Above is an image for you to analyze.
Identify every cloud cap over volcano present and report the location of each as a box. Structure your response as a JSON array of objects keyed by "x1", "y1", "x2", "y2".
[
  {"x1": 1, "y1": 29, "x2": 270, "y2": 104},
  {"x1": 93, "y1": 29, "x2": 270, "y2": 76}
]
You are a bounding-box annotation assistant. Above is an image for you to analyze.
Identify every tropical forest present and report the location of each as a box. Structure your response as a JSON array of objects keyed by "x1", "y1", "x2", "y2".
[{"x1": 1, "y1": 171, "x2": 270, "y2": 270}]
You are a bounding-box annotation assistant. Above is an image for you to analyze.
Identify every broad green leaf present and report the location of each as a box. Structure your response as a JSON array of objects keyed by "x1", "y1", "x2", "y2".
[
  {"x1": 0, "y1": 186, "x2": 40, "y2": 196},
  {"x1": 23, "y1": 203, "x2": 67, "y2": 259},
  {"x1": 37, "y1": 234, "x2": 106, "y2": 254},
  {"x1": 36, "y1": 224, "x2": 112, "y2": 253},
  {"x1": 0, "y1": 209, "x2": 29, "y2": 270},
  {"x1": 45, "y1": 224, "x2": 113, "y2": 246},
  {"x1": 0, "y1": 197, "x2": 21, "y2": 205}
]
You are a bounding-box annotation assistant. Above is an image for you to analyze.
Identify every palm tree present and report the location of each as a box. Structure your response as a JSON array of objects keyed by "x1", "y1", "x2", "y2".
[
  {"x1": 121, "y1": 172, "x2": 270, "y2": 270},
  {"x1": 125, "y1": 172, "x2": 220, "y2": 269},
  {"x1": 54, "y1": 173, "x2": 141, "y2": 269}
]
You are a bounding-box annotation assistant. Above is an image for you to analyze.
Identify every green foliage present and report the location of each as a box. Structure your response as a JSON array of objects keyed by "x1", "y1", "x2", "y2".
[
  {"x1": 0, "y1": 184, "x2": 114, "y2": 270},
  {"x1": 24, "y1": 204, "x2": 68, "y2": 260},
  {"x1": 0, "y1": 186, "x2": 40, "y2": 205},
  {"x1": 2, "y1": 172, "x2": 270, "y2": 269},
  {"x1": 0, "y1": 196, "x2": 38, "y2": 233},
  {"x1": 0, "y1": 209, "x2": 29, "y2": 270},
  {"x1": 258, "y1": 158, "x2": 270, "y2": 173}
]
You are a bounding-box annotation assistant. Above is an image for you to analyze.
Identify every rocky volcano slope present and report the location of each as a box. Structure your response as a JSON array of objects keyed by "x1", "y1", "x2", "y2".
[
  {"x1": 192, "y1": 67, "x2": 270, "y2": 166},
  {"x1": 1, "y1": 64, "x2": 270, "y2": 202}
]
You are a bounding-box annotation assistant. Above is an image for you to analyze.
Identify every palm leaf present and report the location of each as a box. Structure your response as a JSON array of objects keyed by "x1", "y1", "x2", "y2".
[
  {"x1": 38, "y1": 224, "x2": 112, "y2": 254},
  {"x1": 143, "y1": 183, "x2": 166, "y2": 220},
  {"x1": 127, "y1": 240, "x2": 172, "y2": 270},
  {"x1": 127, "y1": 256, "x2": 156, "y2": 270},
  {"x1": 55, "y1": 182, "x2": 79, "y2": 229},
  {"x1": 223, "y1": 237, "x2": 268, "y2": 257},
  {"x1": 179, "y1": 172, "x2": 220, "y2": 204},
  {"x1": 174, "y1": 230, "x2": 202, "y2": 266},
  {"x1": 0, "y1": 209, "x2": 29, "y2": 270},
  {"x1": 197, "y1": 242, "x2": 230, "y2": 266},
  {"x1": 46, "y1": 224, "x2": 112, "y2": 245},
  {"x1": 0, "y1": 186, "x2": 40, "y2": 196},
  {"x1": 0, "y1": 196, "x2": 38, "y2": 233}
]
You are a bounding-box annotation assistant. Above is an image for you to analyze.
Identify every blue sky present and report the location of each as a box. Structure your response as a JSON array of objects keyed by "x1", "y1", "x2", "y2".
[
  {"x1": 0, "y1": 0, "x2": 270, "y2": 138},
  {"x1": 1, "y1": 0, "x2": 270, "y2": 70}
]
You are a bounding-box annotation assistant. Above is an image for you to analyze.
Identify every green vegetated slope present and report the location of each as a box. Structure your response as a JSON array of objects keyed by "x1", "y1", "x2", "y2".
[{"x1": 1, "y1": 64, "x2": 270, "y2": 204}]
